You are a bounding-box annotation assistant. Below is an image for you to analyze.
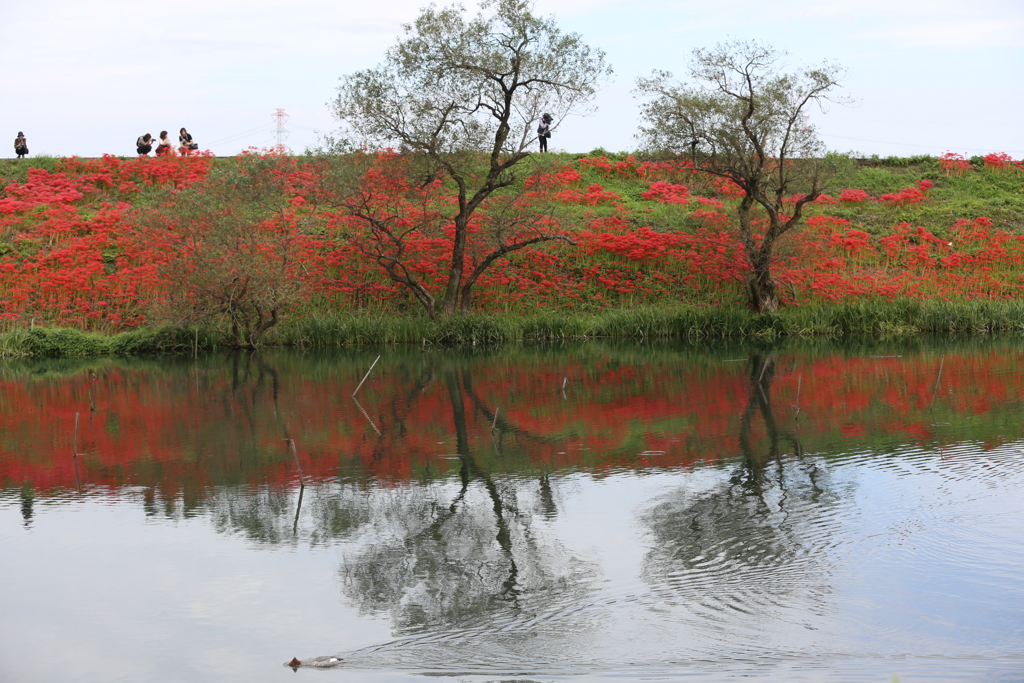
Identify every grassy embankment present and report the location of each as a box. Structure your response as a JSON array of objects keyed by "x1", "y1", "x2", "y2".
[{"x1": 1, "y1": 152, "x2": 1023, "y2": 357}]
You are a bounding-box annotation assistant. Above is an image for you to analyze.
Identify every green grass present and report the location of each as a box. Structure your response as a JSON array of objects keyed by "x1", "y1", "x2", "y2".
[
  {"x1": 0, "y1": 156, "x2": 63, "y2": 184},
  {"x1": 6, "y1": 299, "x2": 1024, "y2": 358},
  {"x1": 0, "y1": 326, "x2": 217, "y2": 358}
]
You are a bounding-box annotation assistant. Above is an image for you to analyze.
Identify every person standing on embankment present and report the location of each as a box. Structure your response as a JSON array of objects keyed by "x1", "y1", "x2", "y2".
[{"x1": 537, "y1": 114, "x2": 552, "y2": 152}]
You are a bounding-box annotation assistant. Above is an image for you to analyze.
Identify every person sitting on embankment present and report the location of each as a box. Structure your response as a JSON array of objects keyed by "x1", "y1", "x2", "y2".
[{"x1": 14, "y1": 132, "x2": 28, "y2": 159}]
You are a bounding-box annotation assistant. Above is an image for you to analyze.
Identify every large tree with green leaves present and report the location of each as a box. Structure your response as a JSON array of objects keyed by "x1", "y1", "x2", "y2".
[
  {"x1": 332, "y1": 0, "x2": 610, "y2": 316},
  {"x1": 636, "y1": 40, "x2": 845, "y2": 313}
]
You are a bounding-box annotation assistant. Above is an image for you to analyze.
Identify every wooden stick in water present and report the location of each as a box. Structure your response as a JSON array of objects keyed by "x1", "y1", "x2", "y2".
[
  {"x1": 292, "y1": 482, "x2": 305, "y2": 535},
  {"x1": 351, "y1": 396, "x2": 382, "y2": 436},
  {"x1": 73, "y1": 412, "x2": 79, "y2": 457},
  {"x1": 352, "y1": 355, "x2": 381, "y2": 397},
  {"x1": 286, "y1": 439, "x2": 306, "y2": 486},
  {"x1": 930, "y1": 355, "x2": 945, "y2": 409},
  {"x1": 492, "y1": 406, "x2": 499, "y2": 432}
]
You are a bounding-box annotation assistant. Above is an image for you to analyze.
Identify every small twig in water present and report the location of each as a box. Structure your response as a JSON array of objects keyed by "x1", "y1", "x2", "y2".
[
  {"x1": 930, "y1": 355, "x2": 945, "y2": 409},
  {"x1": 352, "y1": 396, "x2": 382, "y2": 436},
  {"x1": 352, "y1": 355, "x2": 381, "y2": 397},
  {"x1": 492, "y1": 406, "x2": 499, "y2": 432},
  {"x1": 285, "y1": 438, "x2": 306, "y2": 486},
  {"x1": 292, "y1": 483, "x2": 305, "y2": 535}
]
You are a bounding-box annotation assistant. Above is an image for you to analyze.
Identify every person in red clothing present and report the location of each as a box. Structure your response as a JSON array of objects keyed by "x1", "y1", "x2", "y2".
[{"x1": 155, "y1": 131, "x2": 173, "y2": 156}]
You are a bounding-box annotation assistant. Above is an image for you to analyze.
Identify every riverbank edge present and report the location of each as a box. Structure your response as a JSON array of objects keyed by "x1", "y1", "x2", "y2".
[{"x1": 4, "y1": 299, "x2": 1024, "y2": 358}]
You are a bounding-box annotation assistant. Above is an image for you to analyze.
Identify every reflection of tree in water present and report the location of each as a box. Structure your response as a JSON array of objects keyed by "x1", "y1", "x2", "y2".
[
  {"x1": 339, "y1": 365, "x2": 593, "y2": 639},
  {"x1": 205, "y1": 484, "x2": 373, "y2": 547},
  {"x1": 641, "y1": 354, "x2": 854, "y2": 639},
  {"x1": 190, "y1": 357, "x2": 595, "y2": 665},
  {"x1": 20, "y1": 483, "x2": 34, "y2": 529}
]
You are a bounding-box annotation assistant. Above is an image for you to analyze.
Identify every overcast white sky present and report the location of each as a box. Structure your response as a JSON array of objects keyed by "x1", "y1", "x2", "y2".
[{"x1": 1, "y1": 0, "x2": 1022, "y2": 159}]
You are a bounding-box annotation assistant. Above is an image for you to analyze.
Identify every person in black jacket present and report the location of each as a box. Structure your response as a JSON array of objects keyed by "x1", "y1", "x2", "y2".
[
  {"x1": 136, "y1": 133, "x2": 153, "y2": 156},
  {"x1": 14, "y1": 132, "x2": 28, "y2": 159},
  {"x1": 537, "y1": 113, "x2": 552, "y2": 152},
  {"x1": 179, "y1": 128, "x2": 198, "y2": 154}
]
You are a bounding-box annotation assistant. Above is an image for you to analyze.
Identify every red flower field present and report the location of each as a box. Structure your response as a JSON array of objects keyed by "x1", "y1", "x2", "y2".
[{"x1": 1, "y1": 150, "x2": 1022, "y2": 331}]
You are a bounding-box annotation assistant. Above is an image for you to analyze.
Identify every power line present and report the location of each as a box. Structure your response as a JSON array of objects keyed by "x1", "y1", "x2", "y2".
[
  {"x1": 205, "y1": 124, "x2": 275, "y2": 148},
  {"x1": 201, "y1": 113, "x2": 321, "y2": 152}
]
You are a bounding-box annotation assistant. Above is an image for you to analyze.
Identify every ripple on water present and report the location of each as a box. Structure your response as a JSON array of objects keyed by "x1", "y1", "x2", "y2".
[{"x1": 334, "y1": 445, "x2": 1024, "y2": 676}]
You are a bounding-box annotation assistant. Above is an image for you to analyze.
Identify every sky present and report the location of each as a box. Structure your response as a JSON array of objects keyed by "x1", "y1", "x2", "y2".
[{"x1": 1, "y1": 0, "x2": 1022, "y2": 159}]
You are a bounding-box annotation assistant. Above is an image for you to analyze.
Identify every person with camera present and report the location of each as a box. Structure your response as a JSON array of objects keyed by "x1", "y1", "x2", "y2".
[
  {"x1": 14, "y1": 132, "x2": 28, "y2": 159},
  {"x1": 537, "y1": 114, "x2": 553, "y2": 152},
  {"x1": 136, "y1": 133, "x2": 154, "y2": 155}
]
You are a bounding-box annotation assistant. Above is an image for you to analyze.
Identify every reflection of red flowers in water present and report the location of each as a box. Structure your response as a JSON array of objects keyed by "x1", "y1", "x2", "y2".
[
  {"x1": 1, "y1": 348, "x2": 1019, "y2": 496},
  {"x1": 840, "y1": 424, "x2": 865, "y2": 437}
]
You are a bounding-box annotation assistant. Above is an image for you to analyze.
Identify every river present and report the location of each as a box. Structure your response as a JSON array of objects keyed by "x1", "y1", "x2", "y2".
[{"x1": 1, "y1": 338, "x2": 1023, "y2": 682}]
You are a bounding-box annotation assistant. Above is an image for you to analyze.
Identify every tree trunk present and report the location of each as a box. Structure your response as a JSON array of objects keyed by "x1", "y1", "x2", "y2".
[
  {"x1": 747, "y1": 249, "x2": 779, "y2": 313},
  {"x1": 441, "y1": 213, "x2": 469, "y2": 316},
  {"x1": 736, "y1": 197, "x2": 780, "y2": 314}
]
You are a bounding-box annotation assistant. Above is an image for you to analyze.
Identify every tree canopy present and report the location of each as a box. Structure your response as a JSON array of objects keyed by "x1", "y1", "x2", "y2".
[
  {"x1": 332, "y1": 0, "x2": 610, "y2": 316},
  {"x1": 334, "y1": 0, "x2": 609, "y2": 158},
  {"x1": 636, "y1": 40, "x2": 846, "y2": 312}
]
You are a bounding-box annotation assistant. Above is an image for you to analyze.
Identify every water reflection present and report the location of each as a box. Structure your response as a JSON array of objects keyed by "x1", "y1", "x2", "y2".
[
  {"x1": 5, "y1": 338, "x2": 1024, "y2": 499},
  {"x1": 339, "y1": 365, "x2": 591, "y2": 635},
  {"x1": 19, "y1": 482, "x2": 33, "y2": 528},
  {"x1": 3, "y1": 339, "x2": 1024, "y2": 680},
  {"x1": 639, "y1": 353, "x2": 846, "y2": 651}
]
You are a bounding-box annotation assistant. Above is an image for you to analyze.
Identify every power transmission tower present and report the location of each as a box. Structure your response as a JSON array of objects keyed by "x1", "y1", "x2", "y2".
[{"x1": 272, "y1": 108, "x2": 290, "y2": 147}]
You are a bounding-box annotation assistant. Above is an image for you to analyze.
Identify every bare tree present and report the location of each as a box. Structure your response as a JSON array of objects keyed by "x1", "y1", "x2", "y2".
[
  {"x1": 636, "y1": 40, "x2": 845, "y2": 312},
  {"x1": 332, "y1": 0, "x2": 610, "y2": 316}
]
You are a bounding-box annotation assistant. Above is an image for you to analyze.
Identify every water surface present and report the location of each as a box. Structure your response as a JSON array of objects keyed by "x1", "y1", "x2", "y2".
[{"x1": 2, "y1": 339, "x2": 1023, "y2": 682}]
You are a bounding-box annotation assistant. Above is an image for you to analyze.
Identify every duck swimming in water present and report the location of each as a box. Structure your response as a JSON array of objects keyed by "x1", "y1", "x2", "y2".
[{"x1": 287, "y1": 656, "x2": 343, "y2": 668}]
